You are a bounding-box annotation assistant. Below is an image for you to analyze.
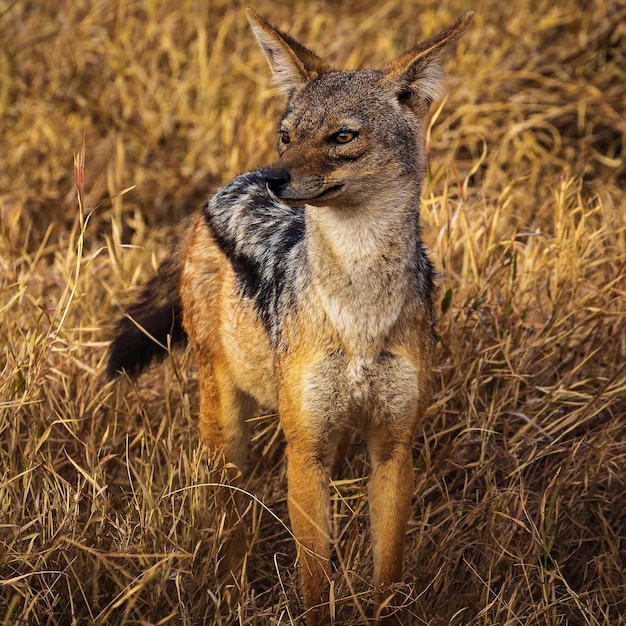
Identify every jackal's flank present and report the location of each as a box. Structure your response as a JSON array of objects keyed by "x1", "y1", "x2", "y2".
[{"x1": 108, "y1": 8, "x2": 473, "y2": 624}]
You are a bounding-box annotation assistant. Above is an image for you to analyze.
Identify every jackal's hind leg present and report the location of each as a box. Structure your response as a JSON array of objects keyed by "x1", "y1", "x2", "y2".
[
  {"x1": 196, "y1": 355, "x2": 255, "y2": 606},
  {"x1": 327, "y1": 426, "x2": 352, "y2": 478}
]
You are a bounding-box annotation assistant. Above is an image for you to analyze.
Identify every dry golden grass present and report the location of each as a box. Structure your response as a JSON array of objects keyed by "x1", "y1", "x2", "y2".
[{"x1": 1, "y1": 0, "x2": 624, "y2": 624}]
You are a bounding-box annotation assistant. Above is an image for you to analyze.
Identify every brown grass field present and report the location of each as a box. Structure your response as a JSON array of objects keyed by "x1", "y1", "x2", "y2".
[{"x1": 1, "y1": 0, "x2": 625, "y2": 624}]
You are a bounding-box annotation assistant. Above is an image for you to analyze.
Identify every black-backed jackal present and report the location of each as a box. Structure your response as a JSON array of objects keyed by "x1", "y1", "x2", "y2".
[{"x1": 108, "y1": 8, "x2": 473, "y2": 624}]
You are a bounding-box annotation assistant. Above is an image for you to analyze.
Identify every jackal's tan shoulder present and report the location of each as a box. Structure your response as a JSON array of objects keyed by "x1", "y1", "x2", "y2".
[{"x1": 180, "y1": 210, "x2": 278, "y2": 408}]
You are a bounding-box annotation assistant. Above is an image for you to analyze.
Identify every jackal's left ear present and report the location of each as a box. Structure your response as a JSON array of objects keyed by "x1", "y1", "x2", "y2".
[
  {"x1": 383, "y1": 11, "x2": 474, "y2": 104},
  {"x1": 246, "y1": 8, "x2": 329, "y2": 94}
]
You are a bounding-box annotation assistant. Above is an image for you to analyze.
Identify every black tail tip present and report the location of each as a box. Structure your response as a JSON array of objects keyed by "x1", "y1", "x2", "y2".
[
  {"x1": 106, "y1": 311, "x2": 187, "y2": 380},
  {"x1": 106, "y1": 318, "x2": 158, "y2": 379}
]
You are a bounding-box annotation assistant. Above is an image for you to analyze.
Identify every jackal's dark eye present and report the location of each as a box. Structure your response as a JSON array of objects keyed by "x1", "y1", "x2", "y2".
[
  {"x1": 278, "y1": 130, "x2": 291, "y2": 145},
  {"x1": 330, "y1": 130, "x2": 358, "y2": 144}
]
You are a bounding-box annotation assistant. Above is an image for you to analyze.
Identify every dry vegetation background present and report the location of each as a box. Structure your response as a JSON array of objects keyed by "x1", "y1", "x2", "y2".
[{"x1": 1, "y1": 0, "x2": 625, "y2": 624}]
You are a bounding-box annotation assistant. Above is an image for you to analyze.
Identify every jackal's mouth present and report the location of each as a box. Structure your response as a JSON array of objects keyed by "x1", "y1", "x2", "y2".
[
  {"x1": 277, "y1": 183, "x2": 344, "y2": 205},
  {"x1": 314, "y1": 184, "x2": 343, "y2": 199},
  {"x1": 276, "y1": 183, "x2": 343, "y2": 206}
]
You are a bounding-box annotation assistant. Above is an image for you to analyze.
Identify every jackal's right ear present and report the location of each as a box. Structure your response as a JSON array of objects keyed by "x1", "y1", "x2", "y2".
[{"x1": 246, "y1": 8, "x2": 329, "y2": 94}]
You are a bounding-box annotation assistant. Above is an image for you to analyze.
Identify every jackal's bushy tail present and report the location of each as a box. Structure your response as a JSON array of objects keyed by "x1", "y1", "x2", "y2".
[{"x1": 106, "y1": 253, "x2": 187, "y2": 379}]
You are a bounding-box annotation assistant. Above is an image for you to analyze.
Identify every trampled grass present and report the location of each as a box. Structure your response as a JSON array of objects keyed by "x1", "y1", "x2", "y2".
[{"x1": 1, "y1": 1, "x2": 624, "y2": 624}]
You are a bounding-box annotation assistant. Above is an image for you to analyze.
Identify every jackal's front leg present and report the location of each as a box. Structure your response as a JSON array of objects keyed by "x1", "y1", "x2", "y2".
[
  {"x1": 279, "y1": 393, "x2": 336, "y2": 625},
  {"x1": 286, "y1": 443, "x2": 332, "y2": 624},
  {"x1": 366, "y1": 423, "x2": 416, "y2": 623}
]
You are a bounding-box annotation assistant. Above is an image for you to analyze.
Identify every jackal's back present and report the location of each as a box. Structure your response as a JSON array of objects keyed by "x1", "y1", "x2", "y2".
[{"x1": 204, "y1": 169, "x2": 306, "y2": 346}]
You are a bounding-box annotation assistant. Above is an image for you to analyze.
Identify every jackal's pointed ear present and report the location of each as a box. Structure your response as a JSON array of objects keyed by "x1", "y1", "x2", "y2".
[
  {"x1": 383, "y1": 11, "x2": 474, "y2": 104},
  {"x1": 246, "y1": 8, "x2": 329, "y2": 94}
]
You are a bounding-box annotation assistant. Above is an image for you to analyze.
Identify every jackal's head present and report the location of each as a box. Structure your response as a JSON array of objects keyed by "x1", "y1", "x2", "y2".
[{"x1": 246, "y1": 8, "x2": 473, "y2": 211}]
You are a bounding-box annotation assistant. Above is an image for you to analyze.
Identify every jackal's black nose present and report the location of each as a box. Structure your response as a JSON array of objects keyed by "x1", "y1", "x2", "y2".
[{"x1": 265, "y1": 168, "x2": 291, "y2": 195}]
